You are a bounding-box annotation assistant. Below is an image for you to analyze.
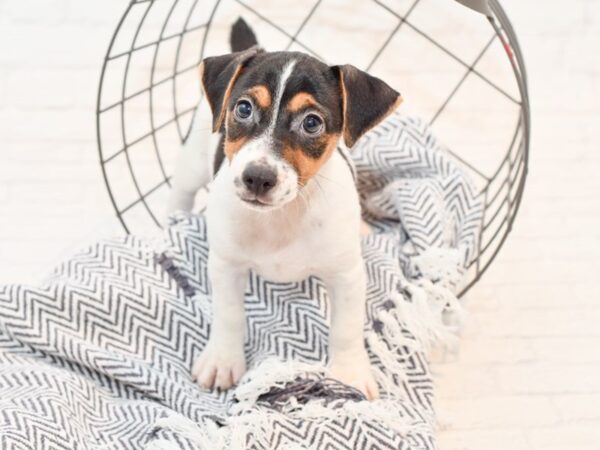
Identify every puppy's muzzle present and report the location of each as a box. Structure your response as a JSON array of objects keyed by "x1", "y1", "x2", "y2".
[{"x1": 242, "y1": 163, "x2": 277, "y2": 196}]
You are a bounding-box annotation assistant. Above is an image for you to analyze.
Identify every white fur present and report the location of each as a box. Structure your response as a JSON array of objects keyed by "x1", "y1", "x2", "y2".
[
  {"x1": 228, "y1": 137, "x2": 298, "y2": 209},
  {"x1": 166, "y1": 97, "x2": 220, "y2": 216},
  {"x1": 266, "y1": 60, "x2": 296, "y2": 133},
  {"x1": 227, "y1": 60, "x2": 298, "y2": 210},
  {"x1": 168, "y1": 62, "x2": 378, "y2": 399}
]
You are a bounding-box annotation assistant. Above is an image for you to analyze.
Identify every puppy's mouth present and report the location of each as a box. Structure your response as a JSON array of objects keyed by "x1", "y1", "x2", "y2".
[
  {"x1": 242, "y1": 198, "x2": 269, "y2": 207},
  {"x1": 232, "y1": 165, "x2": 299, "y2": 210},
  {"x1": 239, "y1": 194, "x2": 273, "y2": 209}
]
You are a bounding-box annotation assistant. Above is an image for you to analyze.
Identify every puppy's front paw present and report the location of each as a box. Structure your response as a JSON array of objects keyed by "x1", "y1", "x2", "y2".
[
  {"x1": 192, "y1": 341, "x2": 246, "y2": 390},
  {"x1": 330, "y1": 355, "x2": 379, "y2": 401}
]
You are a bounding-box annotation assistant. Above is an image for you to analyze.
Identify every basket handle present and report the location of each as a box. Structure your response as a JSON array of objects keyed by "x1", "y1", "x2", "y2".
[{"x1": 454, "y1": 0, "x2": 492, "y2": 16}]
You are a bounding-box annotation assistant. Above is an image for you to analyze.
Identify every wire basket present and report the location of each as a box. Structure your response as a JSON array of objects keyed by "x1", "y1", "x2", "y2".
[{"x1": 96, "y1": 0, "x2": 530, "y2": 296}]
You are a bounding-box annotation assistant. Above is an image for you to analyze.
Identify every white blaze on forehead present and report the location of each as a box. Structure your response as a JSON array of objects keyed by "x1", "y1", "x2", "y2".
[
  {"x1": 267, "y1": 60, "x2": 297, "y2": 134},
  {"x1": 228, "y1": 59, "x2": 299, "y2": 209}
]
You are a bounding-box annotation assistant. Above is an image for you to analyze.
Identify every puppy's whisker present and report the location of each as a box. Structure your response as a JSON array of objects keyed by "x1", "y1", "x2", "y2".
[
  {"x1": 313, "y1": 177, "x2": 330, "y2": 208},
  {"x1": 296, "y1": 185, "x2": 311, "y2": 211},
  {"x1": 293, "y1": 194, "x2": 302, "y2": 218},
  {"x1": 315, "y1": 173, "x2": 345, "y2": 189}
]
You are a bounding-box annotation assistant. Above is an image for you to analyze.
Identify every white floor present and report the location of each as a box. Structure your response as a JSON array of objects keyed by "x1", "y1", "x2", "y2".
[{"x1": 1, "y1": 1, "x2": 599, "y2": 448}]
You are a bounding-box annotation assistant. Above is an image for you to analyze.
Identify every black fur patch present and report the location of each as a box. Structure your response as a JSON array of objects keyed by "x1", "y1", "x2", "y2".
[
  {"x1": 201, "y1": 47, "x2": 263, "y2": 132},
  {"x1": 225, "y1": 53, "x2": 343, "y2": 161},
  {"x1": 213, "y1": 134, "x2": 226, "y2": 175},
  {"x1": 230, "y1": 17, "x2": 258, "y2": 52},
  {"x1": 207, "y1": 50, "x2": 400, "y2": 174},
  {"x1": 332, "y1": 64, "x2": 400, "y2": 148}
]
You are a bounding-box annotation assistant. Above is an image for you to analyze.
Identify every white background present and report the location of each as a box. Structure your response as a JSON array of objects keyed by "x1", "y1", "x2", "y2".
[{"x1": 1, "y1": 0, "x2": 599, "y2": 448}]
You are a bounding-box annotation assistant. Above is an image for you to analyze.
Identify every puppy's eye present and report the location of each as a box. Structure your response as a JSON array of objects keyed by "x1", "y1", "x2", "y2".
[
  {"x1": 235, "y1": 100, "x2": 253, "y2": 119},
  {"x1": 302, "y1": 114, "x2": 323, "y2": 134}
]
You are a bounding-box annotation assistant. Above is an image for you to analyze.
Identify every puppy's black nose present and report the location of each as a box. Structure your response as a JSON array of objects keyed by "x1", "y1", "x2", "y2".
[{"x1": 242, "y1": 164, "x2": 277, "y2": 195}]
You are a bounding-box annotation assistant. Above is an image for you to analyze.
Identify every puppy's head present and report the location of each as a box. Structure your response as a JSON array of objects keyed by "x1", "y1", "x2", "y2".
[{"x1": 200, "y1": 48, "x2": 401, "y2": 211}]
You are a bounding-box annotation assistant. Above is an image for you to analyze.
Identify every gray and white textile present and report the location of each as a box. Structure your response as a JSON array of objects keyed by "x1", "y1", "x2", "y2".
[{"x1": 0, "y1": 113, "x2": 482, "y2": 449}]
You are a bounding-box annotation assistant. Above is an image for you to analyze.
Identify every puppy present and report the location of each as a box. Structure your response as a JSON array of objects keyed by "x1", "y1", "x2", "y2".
[{"x1": 167, "y1": 19, "x2": 401, "y2": 400}]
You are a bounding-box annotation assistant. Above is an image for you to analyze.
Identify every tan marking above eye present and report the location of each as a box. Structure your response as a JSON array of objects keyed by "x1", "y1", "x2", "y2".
[
  {"x1": 224, "y1": 136, "x2": 248, "y2": 160},
  {"x1": 281, "y1": 132, "x2": 340, "y2": 184},
  {"x1": 287, "y1": 92, "x2": 318, "y2": 113},
  {"x1": 247, "y1": 85, "x2": 272, "y2": 109}
]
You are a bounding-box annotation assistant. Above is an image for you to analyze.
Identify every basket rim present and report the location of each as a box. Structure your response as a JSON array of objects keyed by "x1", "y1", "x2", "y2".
[{"x1": 95, "y1": 0, "x2": 530, "y2": 297}]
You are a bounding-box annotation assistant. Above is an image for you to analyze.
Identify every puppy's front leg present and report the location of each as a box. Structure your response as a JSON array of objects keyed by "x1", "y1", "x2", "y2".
[
  {"x1": 192, "y1": 252, "x2": 247, "y2": 390},
  {"x1": 325, "y1": 260, "x2": 379, "y2": 400}
]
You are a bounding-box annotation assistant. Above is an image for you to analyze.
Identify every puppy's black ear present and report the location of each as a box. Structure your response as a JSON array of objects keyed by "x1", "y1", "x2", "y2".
[
  {"x1": 199, "y1": 46, "x2": 263, "y2": 132},
  {"x1": 332, "y1": 65, "x2": 402, "y2": 148}
]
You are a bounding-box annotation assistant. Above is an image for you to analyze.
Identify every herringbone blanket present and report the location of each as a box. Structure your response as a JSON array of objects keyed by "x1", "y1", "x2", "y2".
[{"x1": 0, "y1": 114, "x2": 482, "y2": 449}]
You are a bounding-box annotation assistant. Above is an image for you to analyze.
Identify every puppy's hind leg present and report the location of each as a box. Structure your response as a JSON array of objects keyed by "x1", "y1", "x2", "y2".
[{"x1": 166, "y1": 100, "x2": 220, "y2": 219}]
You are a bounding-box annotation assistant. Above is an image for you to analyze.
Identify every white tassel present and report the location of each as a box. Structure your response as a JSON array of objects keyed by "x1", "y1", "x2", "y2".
[
  {"x1": 231, "y1": 358, "x2": 327, "y2": 415},
  {"x1": 366, "y1": 331, "x2": 409, "y2": 385},
  {"x1": 368, "y1": 268, "x2": 464, "y2": 364},
  {"x1": 145, "y1": 439, "x2": 186, "y2": 450},
  {"x1": 378, "y1": 309, "x2": 420, "y2": 351},
  {"x1": 151, "y1": 357, "x2": 432, "y2": 449},
  {"x1": 370, "y1": 357, "x2": 404, "y2": 398},
  {"x1": 149, "y1": 414, "x2": 225, "y2": 450},
  {"x1": 411, "y1": 247, "x2": 463, "y2": 289}
]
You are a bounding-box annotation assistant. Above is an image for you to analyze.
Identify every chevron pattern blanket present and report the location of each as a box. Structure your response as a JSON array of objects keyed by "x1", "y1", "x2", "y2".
[{"x1": 0, "y1": 114, "x2": 482, "y2": 449}]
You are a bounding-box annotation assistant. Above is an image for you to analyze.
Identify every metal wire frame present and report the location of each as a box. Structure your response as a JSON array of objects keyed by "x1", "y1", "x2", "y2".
[{"x1": 96, "y1": 0, "x2": 530, "y2": 297}]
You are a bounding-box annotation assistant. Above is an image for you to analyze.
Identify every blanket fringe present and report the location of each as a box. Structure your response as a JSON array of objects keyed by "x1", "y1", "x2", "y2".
[
  {"x1": 363, "y1": 246, "x2": 465, "y2": 402},
  {"x1": 231, "y1": 358, "x2": 329, "y2": 414},
  {"x1": 150, "y1": 415, "x2": 224, "y2": 450},
  {"x1": 150, "y1": 401, "x2": 427, "y2": 450},
  {"x1": 146, "y1": 439, "x2": 193, "y2": 450},
  {"x1": 398, "y1": 247, "x2": 464, "y2": 353},
  {"x1": 148, "y1": 357, "x2": 430, "y2": 450},
  {"x1": 148, "y1": 246, "x2": 463, "y2": 448}
]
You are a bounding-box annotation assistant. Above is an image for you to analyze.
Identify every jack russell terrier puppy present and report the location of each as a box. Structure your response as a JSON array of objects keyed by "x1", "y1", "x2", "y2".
[{"x1": 167, "y1": 19, "x2": 401, "y2": 400}]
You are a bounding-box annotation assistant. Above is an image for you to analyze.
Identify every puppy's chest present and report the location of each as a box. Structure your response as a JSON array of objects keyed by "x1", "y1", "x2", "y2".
[{"x1": 236, "y1": 215, "x2": 335, "y2": 282}]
